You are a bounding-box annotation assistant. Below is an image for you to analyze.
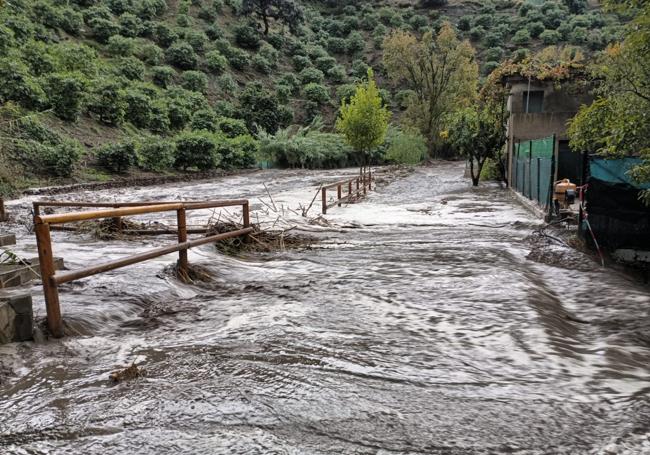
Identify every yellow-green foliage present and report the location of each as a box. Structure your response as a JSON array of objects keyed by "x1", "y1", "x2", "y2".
[{"x1": 336, "y1": 68, "x2": 390, "y2": 156}]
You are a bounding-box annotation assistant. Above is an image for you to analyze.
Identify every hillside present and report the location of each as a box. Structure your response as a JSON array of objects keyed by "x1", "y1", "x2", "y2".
[{"x1": 0, "y1": 0, "x2": 625, "y2": 194}]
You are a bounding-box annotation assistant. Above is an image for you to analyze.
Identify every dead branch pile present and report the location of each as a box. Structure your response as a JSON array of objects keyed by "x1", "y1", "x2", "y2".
[
  {"x1": 109, "y1": 363, "x2": 144, "y2": 383},
  {"x1": 76, "y1": 218, "x2": 147, "y2": 240},
  {"x1": 207, "y1": 221, "x2": 314, "y2": 255}
]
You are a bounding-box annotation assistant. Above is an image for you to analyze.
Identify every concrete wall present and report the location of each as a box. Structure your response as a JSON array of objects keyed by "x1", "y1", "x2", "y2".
[
  {"x1": 508, "y1": 81, "x2": 593, "y2": 114},
  {"x1": 0, "y1": 292, "x2": 33, "y2": 343}
]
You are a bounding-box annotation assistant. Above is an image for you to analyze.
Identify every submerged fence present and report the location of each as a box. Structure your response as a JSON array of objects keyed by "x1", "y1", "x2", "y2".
[
  {"x1": 512, "y1": 135, "x2": 555, "y2": 210},
  {"x1": 34, "y1": 200, "x2": 252, "y2": 338}
]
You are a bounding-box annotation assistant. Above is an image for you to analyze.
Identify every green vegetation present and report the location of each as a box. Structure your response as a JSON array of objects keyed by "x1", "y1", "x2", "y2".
[{"x1": 0, "y1": 0, "x2": 626, "y2": 195}]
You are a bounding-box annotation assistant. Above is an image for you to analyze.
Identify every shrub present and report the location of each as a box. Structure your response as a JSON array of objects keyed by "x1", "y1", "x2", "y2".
[
  {"x1": 155, "y1": 23, "x2": 178, "y2": 47},
  {"x1": 217, "y1": 135, "x2": 258, "y2": 168},
  {"x1": 276, "y1": 84, "x2": 292, "y2": 103},
  {"x1": 227, "y1": 47, "x2": 249, "y2": 70},
  {"x1": 469, "y1": 26, "x2": 485, "y2": 41},
  {"x1": 165, "y1": 41, "x2": 198, "y2": 69},
  {"x1": 176, "y1": 14, "x2": 192, "y2": 27},
  {"x1": 258, "y1": 44, "x2": 279, "y2": 68},
  {"x1": 106, "y1": 0, "x2": 130, "y2": 15},
  {"x1": 351, "y1": 59, "x2": 369, "y2": 79},
  {"x1": 482, "y1": 60, "x2": 500, "y2": 75},
  {"x1": 512, "y1": 48, "x2": 530, "y2": 62},
  {"x1": 181, "y1": 70, "x2": 208, "y2": 93},
  {"x1": 88, "y1": 18, "x2": 120, "y2": 43},
  {"x1": 304, "y1": 83, "x2": 330, "y2": 104},
  {"x1": 138, "y1": 43, "x2": 164, "y2": 65},
  {"x1": 512, "y1": 29, "x2": 531, "y2": 45},
  {"x1": 148, "y1": 101, "x2": 171, "y2": 134},
  {"x1": 82, "y1": 5, "x2": 112, "y2": 24},
  {"x1": 118, "y1": 13, "x2": 143, "y2": 37},
  {"x1": 385, "y1": 128, "x2": 427, "y2": 164},
  {"x1": 292, "y1": 55, "x2": 311, "y2": 71},
  {"x1": 97, "y1": 141, "x2": 137, "y2": 173},
  {"x1": 569, "y1": 27, "x2": 588, "y2": 44},
  {"x1": 214, "y1": 100, "x2": 235, "y2": 117},
  {"x1": 336, "y1": 84, "x2": 356, "y2": 103},
  {"x1": 218, "y1": 74, "x2": 238, "y2": 92},
  {"x1": 186, "y1": 30, "x2": 208, "y2": 53},
  {"x1": 217, "y1": 117, "x2": 248, "y2": 138},
  {"x1": 0, "y1": 59, "x2": 46, "y2": 109},
  {"x1": 266, "y1": 32, "x2": 285, "y2": 49},
  {"x1": 299, "y1": 67, "x2": 325, "y2": 84},
  {"x1": 60, "y1": 8, "x2": 84, "y2": 35},
  {"x1": 239, "y1": 82, "x2": 285, "y2": 134},
  {"x1": 35, "y1": 139, "x2": 82, "y2": 177},
  {"x1": 346, "y1": 32, "x2": 365, "y2": 55},
  {"x1": 540, "y1": 29, "x2": 561, "y2": 44},
  {"x1": 484, "y1": 47, "x2": 503, "y2": 62},
  {"x1": 527, "y1": 21, "x2": 545, "y2": 38},
  {"x1": 395, "y1": 89, "x2": 415, "y2": 110},
  {"x1": 108, "y1": 35, "x2": 136, "y2": 56},
  {"x1": 205, "y1": 51, "x2": 227, "y2": 74},
  {"x1": 327, "y1": 65, "x2": 347, "y2": 83},
  {"x1": 278, "y1": 73, "x2": 300, "y2": 94},
  {"x1": 174, "y1": 131, "x2": 220, "y2": 170},
  {"x1": 234, "y1": 23, "x2": 261, "y2": 50},
  {"x1": 151, "y1": 65, "x2": 175, "y2": 88},
  {"x1": 21, "y1": 41, "x2": 55, "y2": 76},
  {"x1": 205, "y1": 24, "x2": 224, "y2": 40},
  {"x1": 314, "y1": 56, "x2": 337, "y2": 73},
  {"x1": 44, "y1": 73, "x2": 87, "y2": 121},
  {"x1": 87, "y1": 80, "x2": 126, "y2": 125},
  {"x1": 458, "y1": 16, "x2": 472, "y2": 31},
  {"x1": 51, "y1": 43, "x2": 98, "y2": 76},
  {"x1": 253, "y1": 55, "x2": 272, "y2": 74},
  {"x1": 116, "y1": 56, "x2": 145, "y2": 80},
  {"x1": 191, "y1": 109, "x2": 219, "y2": 132},
  {"x1": 327, "y1": 37, "x2": 347, "y2": 54},
  {"x1": 123, "y1": 89, "x2": 153, "y2": 127},
  {"x1": 137, "y1": 137, "x2": 175, "y2": 171},
  {"x1": 410, "y1": 15, "x2": 428, "y2": 30}
]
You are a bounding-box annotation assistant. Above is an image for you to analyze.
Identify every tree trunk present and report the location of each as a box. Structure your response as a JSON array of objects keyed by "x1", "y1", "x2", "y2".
[
  {"x1": 470, "y1": 158, "x2": 485, "y2": 187},
  {"x1": 263, "y1": 14, "x2": 270, "y2": 35}
]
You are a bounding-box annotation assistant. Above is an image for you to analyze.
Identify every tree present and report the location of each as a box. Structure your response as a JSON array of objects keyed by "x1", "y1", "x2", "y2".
[
  {"x1": 445, "y1": 106, "x2": 506, "y2": 186},
  {"x1": 336, "y1": 68, "x2": 391, "y2": 167},
  {"x1": 382, "y1": 23, "x2": 478, "y2": 156},
  {"x1": 241, "y1": 0, "x2": 304, "y2": 35},
  {"x1": 568, "y1": 0, "x2": 650, "y2": 203}
]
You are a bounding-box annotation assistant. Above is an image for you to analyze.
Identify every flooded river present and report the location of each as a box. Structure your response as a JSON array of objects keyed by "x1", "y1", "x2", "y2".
[{"x1": 2, "y1": 163, "x2": 650, "y2": 454}]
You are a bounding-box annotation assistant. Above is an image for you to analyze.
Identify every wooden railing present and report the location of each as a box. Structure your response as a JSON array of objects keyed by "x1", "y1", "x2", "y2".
[
  {"x1": 33, "y1": 200, "x2": 252, "y2": 338},
  {"x1": 0, "y1": 197, "x2": 6, "y2": 222},
  {"x1": 321, "y1": 168, "x2": 372, "y2": 215}
]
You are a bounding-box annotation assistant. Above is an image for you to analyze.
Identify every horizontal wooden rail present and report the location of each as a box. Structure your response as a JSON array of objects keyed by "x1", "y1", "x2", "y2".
[
  {"x1": 53, "y1": 227, "x2": 253, "y2": 285},
  {"x1": 34, "y1": 199, "x2": 251, "y2": 338},
  {"x1": 321, "y1": 167, "x2": 373, "y2": 214}
]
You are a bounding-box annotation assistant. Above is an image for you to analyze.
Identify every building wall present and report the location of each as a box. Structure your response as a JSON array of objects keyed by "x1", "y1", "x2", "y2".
[{"x1": 508, "y1": 81, "x2": 592, "y2": 114}]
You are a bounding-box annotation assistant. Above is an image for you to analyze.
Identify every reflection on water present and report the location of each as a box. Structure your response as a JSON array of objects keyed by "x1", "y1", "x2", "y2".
[{"x1": 1, "y1": 163, "x2": 650, "y2": 454}]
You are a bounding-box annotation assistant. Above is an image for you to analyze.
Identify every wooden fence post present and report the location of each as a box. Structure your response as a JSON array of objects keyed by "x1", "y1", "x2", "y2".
[
  {"x1": 337, "y1": 184, "x2": 342, "y2": 207},
  {"x1": 242, "y1": 201, "x2": 250, "y2": 242},
  {"x1": 348, "y1": 181, "x2": 352, "y2": 200},
  {"x1": 0, "y1": 197, "x2": 6, "y2": 222},
  {"x1": 356, "y1": 177, "x2": 360, "y2": 198},
  {"x1": 368, "y1": 168, "x2": 372, "y2": 191},
  {"x1": 34, "y1": 221, "x2": 63, "y2": 338},
  {"x1": 176, "y1": 208, "x2": 188, "y2": 275},
  {"x1": 321, "y1": 187, "x2": 327, "y2": 214}
]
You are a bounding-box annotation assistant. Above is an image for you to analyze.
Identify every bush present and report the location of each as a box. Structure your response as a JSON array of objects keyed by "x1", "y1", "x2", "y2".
[
  {"x1": 540, "y1": 29, "x2": 561, "y2": 44},
  {"x1": 512, "y1": 29, "x2": 531, "y2": 45},
  {"x1": 469, "y1": 26, "x2": 485, "y2": 41},
  {"x1": 97, "y1": 141, "x2": 137, "y2": 173},
  {"x1": 186, "y1": 30, "x2": 208, "y2": 53},
  {"x1": 234, "y1": 23, "x2": 261, "y2": 50},
  {"x1": 217, "y1": 74, "x2": 238, "y2": 92},
  {"x1": 88, "y1": 18, "x2": 120, "y2": 43},
  {"x1": 87, "y1": 80, "x2": 126, "y2": 125},
  {"x1": 395, "y1": 89, "x2": 415, "y2": 110},
  {"x1": 266, "y1": 32, "x2": 285, "y2": 49},
  {"x1": 327, "y1": 37, "x2": 347, "y2": 54},
  {"x1": 327, "y1": 65, "x2": 347, "y2": 83},
  {"x1": 336, "y1": 84, "x2": 356, "y2": 104},
  {"x1": 204, "y1": 51, "x2": 227, "y2": 74},
  {"x1": 137, "y1": 137, "x2": 175, "y2": 171},
  {"x1": 227, "y1": 47, "x2": 249, "y2": 70},
  {"x1": 484, "y1": 47, "x2": 503, "y2": 62},
  {"x1": 0, "y1": 59, "x2": 46, "y2": 109},
  {"x1": 303, "y1": 83, "x2": 330, "y2": 104},
  {"x1": 458, "y1": 16, "x2": 472, "y2": 31},
  {"x1": 151, "y1": 65, "x2": 175, "y2": 88},
  {"x1": 239, "y1": 82, "x2": 286, "y2": 134},
  {"x1": 45, "y1": 73, "x2": 87, "y2": 121},
  {"x1": 253, "y1": 55, "x2": 272, "y2": 74},
  {"x1": 181, "y1": 70, "x2": 208, "y2": 93},
  {"x1": 299, "y1": 67, "x2": 325, "y2": 84},
  {"x1": 527, "y1": 21, "x2": 545, "y2": 38},
  {"x1": 346, "y1": 32, "x2": 365, "y2": 55},
  {"x1": 149, "y1": 101, "x2": 171, "y2": 134},
  {"x1": 116, "y1": 56, "x2": 145, "y2": 80},
  {"x1": 166, "y1": 41, "x2": 198, "y2": 69},
  {"x1": 482, "y1": 60, "x2": 500, "y2": 75},
  {"x1": 138, "y1": 43, "x2": 164, "y2": 65},
  {"x1": 361, "y1": 13, "x2": 379, "y2": 31},
  {"x1": 176, "y1": 14, "x2": 192, "y2": 27},
  {"x1": 214, "y1": 100, "x2": 235, "y2": 117},
  {"x1": 314, "y1": 56, "x2": 337, "y2": 73},
  {"x1": 123, "y1": 89, "x2": 153, "y2": 127},
  {"x1": 351, "y1": 59, "x2": 369, "y2": 79},
  {"x1": 118, "y1": 13, "x2": 143, "y2": 37},
  {"x1": 108, "y1": 35, "x2": 136, "y2": 56},
  {"x1": 410, "y1": 14, "x2": 428, "y2": 30},
  {"x1": 217, "y1": 117, "x2": 248, "y2": 138},
  {"x1": 569, "y1": 27, "x2": 588, "y2": 44},
  {"x1": 60, "y1": 8, "x2": 84, "y2": 35},
  {"x1": 217, "y1": 135, "x2": 258, "y2": 168},
  {"x1": 292, "y1": 55, "x2": 311, "y2": 71},
  {"x1": 174, "y1": 131, "x2": 220, "y2": 170},
  {"x1": 155, "y1": 23, "x2": 178, "y2": 47},
  {"x1": 191, "y1": 109, "x2": 219, "y2": 132},
  {"x1": 385, "y1": 128, "x2": 427, "y2": 164},
  {"x1": 205, "y1": 24, "x2": 224, "y2": 40}
]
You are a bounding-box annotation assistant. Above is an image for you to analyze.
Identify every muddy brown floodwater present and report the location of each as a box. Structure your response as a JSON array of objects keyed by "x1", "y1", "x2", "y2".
[{"x1": 2, "y1": 163, "x2": 650, "y2": 454}]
